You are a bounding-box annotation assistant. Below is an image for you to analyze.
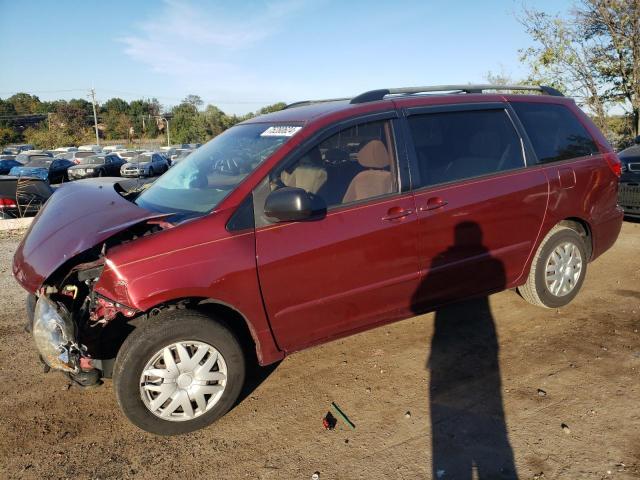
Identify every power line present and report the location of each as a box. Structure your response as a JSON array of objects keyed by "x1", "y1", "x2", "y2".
[
  {"x1": 1, "y1": 88, "x2": 281, "y2": 105},
  {"x1": 0, "y1": 89, "x2": 87, "y2": 95}
]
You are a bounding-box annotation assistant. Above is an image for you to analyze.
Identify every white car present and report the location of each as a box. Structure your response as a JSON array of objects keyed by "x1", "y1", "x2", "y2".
[
  {"x1": 78, "y1": 145, "x2": 103, "y2": 153},
  {"x1": 53, "y1": 147, "x2": 78, "y2": 153},
  {"x1": 102, "y1": 145, "x2": 126, "y2": 152}
]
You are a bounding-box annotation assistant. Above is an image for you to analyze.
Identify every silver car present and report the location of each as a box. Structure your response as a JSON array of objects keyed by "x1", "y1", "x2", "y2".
[{"x1": 120, "y1": 152, "x2": 169, "y2": 177}]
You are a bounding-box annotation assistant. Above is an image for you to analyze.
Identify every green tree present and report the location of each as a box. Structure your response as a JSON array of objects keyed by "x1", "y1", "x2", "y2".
[
  {"x1": 0, "y1": 126, "x2": 18, "y2": 146},
  {"x1": 258, "y1": 102, "x2": 287, "y2": 115},
  {"x1": 7, "y1": 93, "x2": 42, "y2": 115},
  {"x1": 0, "y1": 99, "x2": 18, "y2": 129},
  {"x1": 182, "y1": 94, "x2": 204, "y2": 109},
  {"x1": 171, "y1": 103, "x2": 207, "y2": 144},
  {"x1": 102, "y1": 97, "x2": 129, "y2": 114},
  {"x1": 519, "y1": 1, "x2": 640, "y2": 135},
  {"x1": 128, "y1": 99, "x2": 162, "y2": 138},
  {"x1": 103, "y1": 111, "x2": 131, "y2": 140}
]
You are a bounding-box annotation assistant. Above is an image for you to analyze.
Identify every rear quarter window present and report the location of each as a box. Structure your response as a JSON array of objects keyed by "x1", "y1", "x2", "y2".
[{"x1": 511, "y1": 102, "x2": 599, "y2": 164}]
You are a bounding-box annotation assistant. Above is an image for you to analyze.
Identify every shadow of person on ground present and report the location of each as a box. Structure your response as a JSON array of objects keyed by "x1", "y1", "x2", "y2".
[{"x1": 411, "y1": 221, "x2": 518, "y2": 479}]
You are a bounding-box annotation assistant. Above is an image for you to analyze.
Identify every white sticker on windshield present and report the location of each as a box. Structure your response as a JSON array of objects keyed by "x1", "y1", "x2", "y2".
[{"x1": 260, "y1": 126, "x2": 302, "y2": 137}]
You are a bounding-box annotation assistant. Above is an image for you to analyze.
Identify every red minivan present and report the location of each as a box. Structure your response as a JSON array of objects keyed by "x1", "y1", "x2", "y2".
[{"x1": 13, "y1": 85, "x2": 623, "y2": 434}]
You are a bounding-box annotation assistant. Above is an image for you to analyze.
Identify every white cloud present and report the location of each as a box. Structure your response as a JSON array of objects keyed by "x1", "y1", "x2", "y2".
[{"x1": 120, "y1": 0, "x2": 309, "y2": 108}]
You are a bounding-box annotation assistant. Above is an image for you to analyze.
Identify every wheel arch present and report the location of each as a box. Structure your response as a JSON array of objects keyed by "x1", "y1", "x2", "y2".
[
  {"x1": 558, "y1": 217, "x2": 593, "y2": 260},
  {"x1": 124, "y1": 296, "x2": 280, "y2": 367}
]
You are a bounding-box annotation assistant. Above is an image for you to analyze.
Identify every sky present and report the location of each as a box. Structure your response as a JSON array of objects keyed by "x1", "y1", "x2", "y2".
[{"x1": 0, "y1": 0, "x2": 569, "y2": 115}]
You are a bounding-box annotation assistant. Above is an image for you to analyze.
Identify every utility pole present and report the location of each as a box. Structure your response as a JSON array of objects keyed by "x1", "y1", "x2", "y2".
[
  {"x1": 165, "y1": 118, "x2": 170, "y2": 146},
  {"x1": 89, "y1": 88, "x2": 100, "y2": 146}
]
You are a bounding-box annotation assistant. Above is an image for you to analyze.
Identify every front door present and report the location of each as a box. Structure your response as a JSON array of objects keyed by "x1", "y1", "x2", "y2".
[{"x1": 255, "y1": 118, "x2": 421, "y2": 352}]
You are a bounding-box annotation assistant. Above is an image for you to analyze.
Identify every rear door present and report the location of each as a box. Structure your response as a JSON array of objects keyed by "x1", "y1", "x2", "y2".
[
  {"x1": 254, "y1": 116, "x2": 421, "y2": 352},
  {"x1": 403, "y1": 103, "x2": 549, "y2": 310}
]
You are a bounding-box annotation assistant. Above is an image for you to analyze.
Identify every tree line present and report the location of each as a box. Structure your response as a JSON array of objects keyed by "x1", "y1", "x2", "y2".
[{"x1": 0, "y1": 93, "x2": 286, "y2": 149}]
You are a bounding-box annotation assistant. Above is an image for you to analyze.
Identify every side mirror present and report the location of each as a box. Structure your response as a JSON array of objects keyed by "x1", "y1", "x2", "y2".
[
  {"x1": 635, "y1": 135, "x2": 640, "y2": 145},
  {"x1": 264, "y1": 187, "x2": 327, "y2": 222}
]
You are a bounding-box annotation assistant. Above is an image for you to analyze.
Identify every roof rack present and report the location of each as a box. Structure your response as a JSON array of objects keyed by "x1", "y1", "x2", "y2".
[
  {"x1": 350, "y1": 84, "x2": 564, "y2": 104},
  {"x1": 284, "y1": 97, "x2": 351, "y2": 109}
]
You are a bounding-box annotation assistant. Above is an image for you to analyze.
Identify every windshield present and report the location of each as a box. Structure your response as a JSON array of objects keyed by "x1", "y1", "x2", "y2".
[
  {"x1": 135, "y1": 123, "x2": 296, "y2": 215},
  {"x1": 131, "y1": 154, "x2": 152, "y2": 164},
  {"x1": 85, "y1": 155, "x2": 106, "y2": 165}
]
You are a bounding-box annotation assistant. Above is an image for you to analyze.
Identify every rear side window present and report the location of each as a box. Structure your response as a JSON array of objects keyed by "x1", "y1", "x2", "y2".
[
  {"x1": 407, "y1": 109, "x2": 525, "y2": 189},
  {"x1": 510, "y1": 102, "x2": 598, "y2": 164}
]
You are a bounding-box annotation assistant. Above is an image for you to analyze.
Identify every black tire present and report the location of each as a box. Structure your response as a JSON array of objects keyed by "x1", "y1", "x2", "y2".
[
  {"x1": 113, "y1": 309, "x2": 246, "y2": 435},
  {"x1": 148, "y1": 167, "x2": 154, "y2": 177},
  {"x1": 97, "y1": 169, "x2": 104, "y2": 177},
  {"x1": 517, "y1": 225, "x2": 588, "y2": 308}
]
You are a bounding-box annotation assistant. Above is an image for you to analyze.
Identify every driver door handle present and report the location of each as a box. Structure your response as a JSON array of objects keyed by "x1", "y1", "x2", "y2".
[
  {"x1": 420, "y1": 196, "x2": 448, "y2": 212},
  {"x1": 382, "y1": 206, "x2": 414, "y2": 221}
]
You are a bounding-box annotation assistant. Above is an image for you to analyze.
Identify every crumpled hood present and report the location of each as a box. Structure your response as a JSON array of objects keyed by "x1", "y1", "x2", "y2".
[{"x1": 13, "y1": 178, "x2": 165, "y2": 292}]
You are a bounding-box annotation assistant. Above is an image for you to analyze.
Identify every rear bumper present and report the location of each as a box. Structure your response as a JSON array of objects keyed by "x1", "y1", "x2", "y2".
[
  {"x1": 591, "y1": 206, "x2": 624, "y2": 260},
  {"x1": 619, "y1": 182, "x2": 640, "y2": 217}
]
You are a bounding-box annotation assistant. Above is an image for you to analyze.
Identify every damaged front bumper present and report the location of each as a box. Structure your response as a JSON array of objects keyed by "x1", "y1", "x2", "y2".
[{"x1": 31, "y1": 295, "x2": 81, "y2": 373}]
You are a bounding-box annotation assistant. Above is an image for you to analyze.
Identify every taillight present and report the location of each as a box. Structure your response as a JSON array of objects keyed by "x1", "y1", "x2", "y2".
[
  {"x1": 0, "y1": 197, "x2": 17, "y2": 208},
  {"x1": 604, "y1": 152, "x2": 622, "y2": 177},
  {"x1": 74, "y1": 159, "x2": 81, "y2": 164}
]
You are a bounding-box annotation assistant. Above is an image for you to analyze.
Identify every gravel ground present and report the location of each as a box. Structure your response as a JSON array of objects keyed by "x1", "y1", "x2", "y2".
[{"x1": 0, "y1": 221, "x2": 639, "y2": 479}]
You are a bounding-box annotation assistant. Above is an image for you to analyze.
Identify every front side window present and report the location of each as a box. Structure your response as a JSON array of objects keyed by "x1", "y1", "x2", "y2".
[
  {"x1": 136, "y1": 123, "x2": 295, "y2": 217},
  {"x1": 408, "y1": 109, "x2": 525, "y2": 189},
  {"x1": 510, "y1": 102, "x2": 598, "y2": 164},
  {"x1": 267, "y1": 119, "x2": 398, "y2": 209}
]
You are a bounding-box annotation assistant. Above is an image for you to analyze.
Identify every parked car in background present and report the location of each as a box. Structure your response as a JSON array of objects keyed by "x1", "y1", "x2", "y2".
[
  {"x1": 0, "y1": 157, "x2": 23, "y2": 174},
  {"x1": 10, "y1": 156, "x2": 74, "y2": 183},
  {"x1": 78, "y1": 145, "x2": 102, "y2": 153},
  {"x1": 0, "y1": 176, "x2": 53, "y2": 218},
  {"x1": 54, "y1": 150, "x2": 97, "y2": 165},
  {"x1": 3, "y1": 144, "x2": 34, "y2": 155},
  {"x1": 170, "y1": 149, "x2": 192, "y2": 165},
  {"x1": 102, "y1": 145, "x2": 126, "y2": 152},
  {"x1": 618, "y1": 137, "x2": 640, "y2": 218},
  {"x1": 113, "y1": 150, "x2": 144, "y2": 161},
  {"x1": 120, "y1": 152, "x2": 169, "y2": 177},
  {"x1": 53, "y1": 147, "x2": 78, "y2": 153},
  {"x1": 15, "y1": 151, "x2": 52, "y2": 164},
  {"x1": 67, "y1": 153, "x2": 126, "y2": 180},
  {"x1": 156, "y1": 150, "x2": 172, "y2": 164}
]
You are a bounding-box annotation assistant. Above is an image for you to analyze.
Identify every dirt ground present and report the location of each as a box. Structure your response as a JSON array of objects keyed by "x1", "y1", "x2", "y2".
[{"x1": 0, "y1": 221, "x2": 639, "y2": 479}]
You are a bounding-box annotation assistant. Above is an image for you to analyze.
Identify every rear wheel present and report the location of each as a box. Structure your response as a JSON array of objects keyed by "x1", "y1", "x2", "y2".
[
  {"x1": 518, "y1": 225, "x2": 588, "y2": 308},
  {"x1": 113, "y1": 309, "x2": 246, "y2": 435},
  {"x1": 148, "y1": 166, "x2": 154, "y2": 177}
]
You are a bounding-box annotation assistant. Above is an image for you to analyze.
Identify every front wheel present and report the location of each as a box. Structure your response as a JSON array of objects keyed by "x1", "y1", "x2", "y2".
[
  {"x1": 518, "y1": 225, "x2": 588, "y2": 308},
  {"x1": 113, "y1": 310, "x2": 246, "y2": 435}
]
